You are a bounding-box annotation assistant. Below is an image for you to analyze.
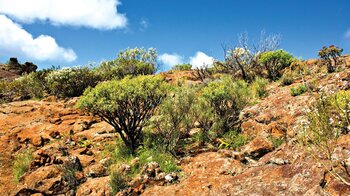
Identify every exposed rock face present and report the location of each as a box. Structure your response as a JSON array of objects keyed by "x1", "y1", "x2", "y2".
[
  {"x1": 76, "y1": 176, "x2": 112, "y2": 196},
  {"x1": 0, "y1": 58, "x2": 37, "y2": 81},
  {"x1": 0, "y1": 99, "x2": 114, "y2": 195}
]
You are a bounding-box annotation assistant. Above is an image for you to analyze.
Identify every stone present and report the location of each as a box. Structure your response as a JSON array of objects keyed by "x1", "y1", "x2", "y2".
[
  {"x1": 86, "y1": 163, "x2": 107, "y2": 178},
  {"x1": 164, "y1": 174, "x2": 174, "y2": 183},
  {"x1": 130, "y1": 157, "x2": 140, "y2": 167},
  {"x1": 76, "y1": 177, "x2": 112, "y2": 196},
  {"x1": 243, "y1": 136, "x2": 274, "y2": 159}
]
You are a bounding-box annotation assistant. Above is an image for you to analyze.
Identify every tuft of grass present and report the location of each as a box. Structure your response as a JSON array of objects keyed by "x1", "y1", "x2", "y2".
[
  {"x1": 13, "y1": 149, "x2": 33, "y2": 183},
  {"x1": 268, "y1": 136, "x2": 284, "y2": 148},
  {"x1": 137, "y1": 148, "x2": 180, "y2": 174},
  {"x1": 110, "y1": 169, "x2": 129, "y2": 194},
  {"x1": 218, "y1": 131, "x2": 249, "y2": 151},
  {"x1": 290, "y1": 84, "x2": 308, "y2": 96}
]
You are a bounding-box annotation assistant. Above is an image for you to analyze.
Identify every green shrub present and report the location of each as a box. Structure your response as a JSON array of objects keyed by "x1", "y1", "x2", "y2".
[
  {"x1": 13, "y1": 149, "x2": 33, "y2": 182},
  {"x1": 94, "y1": 47, "x2": 157, "y2": 81},
  {"x1": 77, "y1": 75, "x2": 168, "y2": 153},
  {"x1": 299, "y1": 90, "x2": 350, "y2": 185},
  {"x1": 46, "y1": 66, "x2": 99, "y2": 98},
  {"x1": 10, "y1": 73, "x2": 45, "y2": 99},
  {"x1": 0, "y1": 80, "x2": 10, "y2": 94},
  {"x1": 290, "y1": 84, "x2": 308, "y2": 96},
  {"x1": 149, "y1": 86, "x2": 196, "y2": 156},
  {"x1": 218, "y1": 131, "x2": 249, "y2": 150},
  {"x1": 318, "y1": 45, "x2": 343, "y2": 73},
  {"x1": 197, "y1": 76, "x2": 251, "y2": 135},
  {"x1": 251, "y1": 77, "x2": 269, "y2": 98},
  {"x1": 259, "y1": 50, "x2": 296, "y2": 80},
  {"x1": 172, "y1": 64, "x2": 192, "y2": 71}
]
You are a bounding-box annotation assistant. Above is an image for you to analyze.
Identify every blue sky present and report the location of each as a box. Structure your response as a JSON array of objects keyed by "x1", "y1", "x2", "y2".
[{"x1": 0, "y1": 0, "x2": 349, "y2": 70}]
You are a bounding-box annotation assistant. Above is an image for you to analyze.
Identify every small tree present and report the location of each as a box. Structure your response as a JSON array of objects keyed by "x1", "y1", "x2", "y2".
[
  {"x1": 77, "y1": 75, "x2": 168, "y2": 153},
  {"x1": 258, "y1": 50, "x2": 295, "y2": 80},
  {"x1": 318, "y1": 45, "x2": 343, "y2": 73}
]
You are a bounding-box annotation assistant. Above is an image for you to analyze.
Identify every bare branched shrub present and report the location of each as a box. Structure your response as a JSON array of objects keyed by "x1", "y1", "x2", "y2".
[
  {"x1": 218, "y1": 31, "x2": 281, "y2": 81},
  {"x1": 192, "y1": 65, "x2": 213, "y2": 82}
]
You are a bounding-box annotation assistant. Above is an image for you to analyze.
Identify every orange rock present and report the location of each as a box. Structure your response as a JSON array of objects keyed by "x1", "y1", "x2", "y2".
[{"x1": 243, "y1": 136, "x2": 274, "y2": 159}]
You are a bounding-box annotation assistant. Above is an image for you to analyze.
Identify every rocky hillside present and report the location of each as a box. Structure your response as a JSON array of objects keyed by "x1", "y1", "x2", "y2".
[
  {"x1": 0, "y1": 59, "x2": 349, "y2": 195},
  {"x1": 0, "y1": 63, "x2": 21, "y2": 81},
  {"x1": 0, "y1": 58, "x2": 37, "y2": 81}
]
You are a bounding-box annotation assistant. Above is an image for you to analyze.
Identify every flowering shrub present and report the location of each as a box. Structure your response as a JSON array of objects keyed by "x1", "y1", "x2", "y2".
[
  {"x1": 46, "y1": 66, "x2": 99, "y2": 98},
  {"x1": 299, "y1": 90, "x2": 350, "y2": 185},
  {"x1": 94, "y1": 48, "x2": 157, "y2": 81},
  {"x1": 10, "y1": 73, "x2": 45, "y2": 99}
]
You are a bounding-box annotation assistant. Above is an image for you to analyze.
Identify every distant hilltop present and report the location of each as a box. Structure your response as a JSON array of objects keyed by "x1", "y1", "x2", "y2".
[{"x1": 0, "y1": 58, "x2": 37, "y2": 81}]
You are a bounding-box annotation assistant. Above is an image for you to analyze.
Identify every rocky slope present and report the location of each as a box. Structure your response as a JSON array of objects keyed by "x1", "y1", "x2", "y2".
[
  {"x1": 0, "y1": 61, "x2": 349, "y2": 195},
  {"x1": 143, "y1": 65, "x2": 350, "y2": 196}
]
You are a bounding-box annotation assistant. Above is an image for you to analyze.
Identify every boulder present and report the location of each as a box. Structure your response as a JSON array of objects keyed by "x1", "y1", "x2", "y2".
[
  {"x1": 76, "y1": 177, "x2": 112, "y2": 196},
  {"x1": 243, "y1": 136, "x2": 274, "y2": 159}
]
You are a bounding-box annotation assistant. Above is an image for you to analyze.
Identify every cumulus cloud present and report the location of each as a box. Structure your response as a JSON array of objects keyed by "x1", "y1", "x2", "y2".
[
  {"x1": 0, "y1": 15, "x2": 77, "y2": 62},
  {"x1": 189, "y1": 51, "x2": 214, "y2": 68},
  {"x1": 158, "y1": 53, "x2": 184, "y2": 68},
  {"x1": 0, "y1": 0, "x2": 127, "y2": 30}
]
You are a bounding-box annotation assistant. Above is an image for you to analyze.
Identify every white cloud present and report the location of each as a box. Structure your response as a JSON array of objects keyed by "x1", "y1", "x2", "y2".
[
  {"x1": 0, "y1": 15, "x2": 77, "y2": 62},
  {"x1": 0, "y1": 0, "x2": 127, "y2": 30},
  {"x1": 139, "y1": 18, "x2": 149, "y2": 31},
  {"x1": 345, "y1": 29, "x2": 350, "y2": 39},
  {"x1": 158, "y1": 53, "x2": 184, "y2": 68},
  {"x1": 189, "y1": 51, "x2": 214, "y2": 68}
]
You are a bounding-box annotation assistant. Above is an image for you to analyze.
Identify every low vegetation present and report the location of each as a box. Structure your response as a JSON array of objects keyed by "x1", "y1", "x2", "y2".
[
  {"x1": 46, "y1": 66, "x2": 99, "y2": 98},
  {"x1": 290, "y1": 84, "x2": 308, "y2": 96},
  {"x1": 13, "y1": 149, "x2": 33, "y2": 183},
  {"x1": 172, "y1": 63, "x2": 192, "y2": 71},
  {"x1": 2, "y1": 39, "x2": 348, "y2": 193},
  {"x1": 299, "y1": 90, "x2": 350, "y2": 186}
]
